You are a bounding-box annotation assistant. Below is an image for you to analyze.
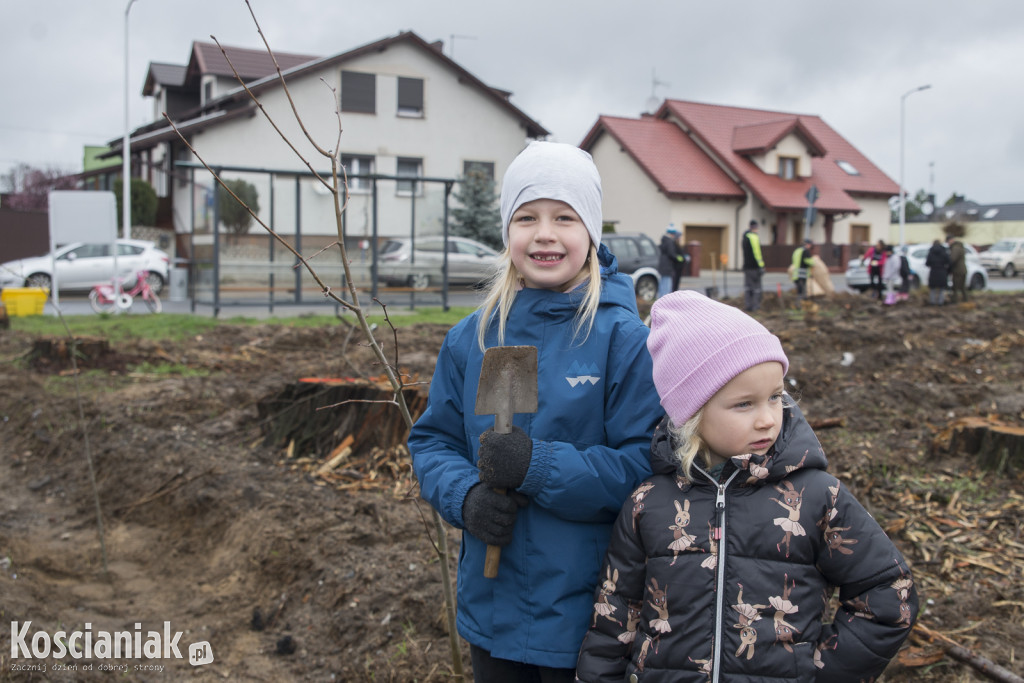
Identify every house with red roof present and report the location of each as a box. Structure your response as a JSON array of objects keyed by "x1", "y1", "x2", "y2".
[
  {"x1": 580, "y1": 99, "x2": 897, "y2": 272},
  {"x1": 110, "y1": 32, "x2": 547, "y2": 257}
]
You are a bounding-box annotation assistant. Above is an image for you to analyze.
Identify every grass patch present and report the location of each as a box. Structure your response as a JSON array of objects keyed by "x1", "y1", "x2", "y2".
[
  {"x1": 11, "y1": 313, "x2": 223, "y2": 342},
  {"x1": 9, "y1": 307, "x2": 475, "y2": 341}
]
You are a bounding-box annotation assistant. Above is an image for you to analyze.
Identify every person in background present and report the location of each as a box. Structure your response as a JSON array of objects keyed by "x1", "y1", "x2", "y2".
[
  {"x1": 925, "y1": 238, "x2": 951, "y2": 306},
  {"x1": 672, "y1": 232, "x2": 690, "y2": 292},
  {"x1": 790, "y1": 237, "x2": 815, "y2": 303},
  {"x1": 861, "y1": 239, "x2": 887, "y2": 300},
  {"x1": 409, "y1": 141, "x2": 663, "y2": 682},
  {"x1": 948, "y1": 234, "x2": 968, "y2": 303},
  {"x1": 882, "y1": 244, "x2": 903, "y2": 305},
  {"x1": 742, "y1": 219, "x2": 765, "y2": 312},
  {"x1": 897, "y1": 246, "x2": 912, "y2": 302},
  {"x1": 576, "y1": 291, "x2": 918, "y2": 682},
  {"x1": 658, "y1": 224, "x2": 684, "y2": 298}
]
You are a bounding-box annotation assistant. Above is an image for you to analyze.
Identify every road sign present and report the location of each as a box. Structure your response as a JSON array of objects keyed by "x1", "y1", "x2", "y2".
[{"x1": 805, "y1": 184, "x2": 819, "y2": 205}]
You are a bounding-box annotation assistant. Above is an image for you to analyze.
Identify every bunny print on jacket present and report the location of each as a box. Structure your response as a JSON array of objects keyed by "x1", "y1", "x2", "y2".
[{"x1": 577, "y1": 403, "x2": 918, "y2": 683}]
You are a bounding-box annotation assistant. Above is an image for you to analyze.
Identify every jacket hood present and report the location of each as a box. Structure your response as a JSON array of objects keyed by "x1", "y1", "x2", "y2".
[{"x1": 649, "y1": 401, "x2": 827, "y2": 484}]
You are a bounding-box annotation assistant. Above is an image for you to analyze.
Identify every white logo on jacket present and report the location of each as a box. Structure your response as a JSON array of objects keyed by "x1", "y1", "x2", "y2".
[{"x1": 565, "y1": 361, "x2": 601, "y2": 387}]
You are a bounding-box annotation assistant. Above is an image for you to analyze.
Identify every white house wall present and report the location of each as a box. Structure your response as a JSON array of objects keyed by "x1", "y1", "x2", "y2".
[
  {"x1": 769, "y1": 134, "x2": 812, "y2": 178},
  {"x1": 172, "y1": 41, "x2": 535, "y2": 241},
  {"x1": 588, "y1": 133, "x2": 673, "y2": 239},
  {"x1": 832, "y1": 199, "x2": 890, "y2": 245}
]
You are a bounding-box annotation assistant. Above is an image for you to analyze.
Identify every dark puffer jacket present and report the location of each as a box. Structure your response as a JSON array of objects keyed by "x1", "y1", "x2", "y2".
[{"x1": 576, "y1": 404, "x2": 918, "y2": 683}]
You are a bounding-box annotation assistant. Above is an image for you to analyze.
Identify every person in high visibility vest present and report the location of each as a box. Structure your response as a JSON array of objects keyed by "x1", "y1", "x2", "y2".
[
  {"x1": 790, "y1": 238, "x2": 815, "y2": 302},
  {"x1": 742, "y1": 220, "x2": 765, "y2": 312}
]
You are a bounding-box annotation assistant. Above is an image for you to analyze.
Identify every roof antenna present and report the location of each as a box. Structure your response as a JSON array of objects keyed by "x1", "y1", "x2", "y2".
[
  {"x1": 449, "y1": 34, "x2": 477, "y2": 59},
  {"x1": 646, "y1": 68, "x2": 669, "y2": 114}
]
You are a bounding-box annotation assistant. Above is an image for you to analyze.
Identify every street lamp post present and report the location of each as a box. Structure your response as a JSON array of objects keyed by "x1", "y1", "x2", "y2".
[
  {"x1": 898, "y1": 84, "x2": 932, "y2": 246},
  {"x1": 122, "y1": 0, "x2": 139, "y2": 240}
]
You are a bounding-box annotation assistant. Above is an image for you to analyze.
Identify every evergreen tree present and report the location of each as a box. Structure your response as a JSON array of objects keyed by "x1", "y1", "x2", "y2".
[
  {"x1": 217, "y1": 178, "x2": 260, "y2": 243},
  {"x1": 451, "y1": 170, "x2": 501, "y2": 250},
  {"x1": 114, "y1": 178, "x2": 158, "y2": 228}
]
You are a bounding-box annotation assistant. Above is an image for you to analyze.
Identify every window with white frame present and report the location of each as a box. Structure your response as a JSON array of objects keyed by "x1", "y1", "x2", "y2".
[
  {"x1": 396, "y1": 157, "x2": 423, "y2": 196},
  {"x1": 341, "y1": 70, "x2": 376, "y2": 114},
  {"x1": 778, "y1": 156, "x2": 798, "y2": 180},
  {"x1": 397, "y1": 77, "x2": 424, "y2": 117},
  {"x1": 341, "y1": 154, "x2": 374, "y2": 192}
]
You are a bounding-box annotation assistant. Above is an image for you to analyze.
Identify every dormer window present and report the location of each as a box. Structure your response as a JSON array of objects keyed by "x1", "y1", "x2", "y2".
[{"x1": 778, "y1": 157, "x2": 797, "y2": 180}]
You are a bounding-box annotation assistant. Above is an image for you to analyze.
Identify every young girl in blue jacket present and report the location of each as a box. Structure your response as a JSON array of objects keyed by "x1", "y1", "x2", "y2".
[
  {"x1": 408, "y1": 141, "x2": 663, "y2": 682},
  {"x1": 576, "y1": 291, "x2": 918, "y2": 683}
]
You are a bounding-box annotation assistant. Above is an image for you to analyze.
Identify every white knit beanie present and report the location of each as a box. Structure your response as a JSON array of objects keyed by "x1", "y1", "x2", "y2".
[
  {"x1": 647, "y1": 291, "x2": 789, "y2": 425},
  {"x1": 499, "y1": 141, "x2": 603, "y2": 248}
]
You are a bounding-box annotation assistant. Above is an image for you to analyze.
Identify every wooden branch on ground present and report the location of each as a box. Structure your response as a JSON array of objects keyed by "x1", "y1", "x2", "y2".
[{"x1": 914, "y1": 623, "x2": 1024, "y2": 683}]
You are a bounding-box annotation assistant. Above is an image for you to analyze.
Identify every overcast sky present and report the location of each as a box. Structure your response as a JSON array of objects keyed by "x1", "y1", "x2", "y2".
[{"x1": 3, "y1": 1, "x2": 1022, "y2": 206}]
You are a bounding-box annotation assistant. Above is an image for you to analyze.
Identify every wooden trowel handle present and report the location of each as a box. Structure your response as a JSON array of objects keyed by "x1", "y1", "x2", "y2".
[
  {"x1": 484, "y1": 486, "x2": 506, "y2": 579},
  {"x1": 483, "y1": 409, "x2": 512, "y2": 579}
]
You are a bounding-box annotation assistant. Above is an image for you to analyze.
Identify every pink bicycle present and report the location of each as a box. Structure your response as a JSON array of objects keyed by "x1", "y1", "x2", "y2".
[{"x1": 89, "y1": 270, "x2": 162, "y2": 314}]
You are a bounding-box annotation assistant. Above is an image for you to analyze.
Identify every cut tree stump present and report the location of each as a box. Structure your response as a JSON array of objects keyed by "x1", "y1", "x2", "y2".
[
  {"x1": 257, "y1": 378, "x2": 427, "y2": 462},
  {"x1": 28, "y1": 336, "x2": 131, "y2": 372},
  {"x1": 935, "y1": 416, "x2": 1024, "y2": 473}
]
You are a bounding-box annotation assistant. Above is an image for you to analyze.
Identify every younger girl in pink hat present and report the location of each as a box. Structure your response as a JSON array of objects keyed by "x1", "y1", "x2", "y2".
[{"x1": 576, "y1": 290, "x2": 917, "y2": 682}]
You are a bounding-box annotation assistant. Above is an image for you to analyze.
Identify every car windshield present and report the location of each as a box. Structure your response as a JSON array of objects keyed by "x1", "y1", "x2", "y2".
[
  {"x1": 380, "y1": 241, "x2": 403, "y2": 255},
  {"x1": 989, "y1": 241, "x2": 1013, "y2": 253}
]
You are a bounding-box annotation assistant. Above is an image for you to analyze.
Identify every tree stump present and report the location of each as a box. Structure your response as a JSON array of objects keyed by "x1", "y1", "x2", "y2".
[
  {"x1": 29, "y1": 337, "x2": 124, "y2": 371},
  {"x1": 257, "y1": 379, "x2": 427, "y2": 462},
  {"x1": 938, "y1": 416, "x2": 1024, "y2": 474}
]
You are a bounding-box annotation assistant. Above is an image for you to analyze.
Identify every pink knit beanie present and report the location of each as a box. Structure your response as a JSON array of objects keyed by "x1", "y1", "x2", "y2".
[{"x1": 647, "y1": 291, "x2": 789, "y2": 425}]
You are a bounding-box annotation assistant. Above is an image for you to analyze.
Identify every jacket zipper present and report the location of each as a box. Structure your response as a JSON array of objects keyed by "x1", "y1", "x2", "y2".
[{"x1": 701, "y1": 468, "x2": 739, "y2": 683}]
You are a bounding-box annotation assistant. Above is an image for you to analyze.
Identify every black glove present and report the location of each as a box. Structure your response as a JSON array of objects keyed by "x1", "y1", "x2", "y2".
[
  {"x1": 462, "y1": 484, "x2": 523, "y2": 546},
  {"x1": 478, "y1": 426, "x2": 533, "y2": 490}
]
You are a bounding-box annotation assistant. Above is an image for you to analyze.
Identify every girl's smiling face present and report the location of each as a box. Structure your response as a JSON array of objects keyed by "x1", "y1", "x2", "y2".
[{"x1": 508, "y1": 198, "x2": 592, "y2": 291}]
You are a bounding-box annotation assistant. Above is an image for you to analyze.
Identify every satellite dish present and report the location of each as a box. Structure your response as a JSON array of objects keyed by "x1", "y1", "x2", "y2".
[
  {"x1": 645, "y1": 95, "x2": 660, "y2": 114},
  {"x1": 921, "y1": 201, "x2": 934, "y2": 215}
]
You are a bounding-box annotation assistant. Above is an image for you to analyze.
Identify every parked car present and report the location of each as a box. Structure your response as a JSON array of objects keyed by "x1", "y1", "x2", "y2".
[
  {"x1": 0, "y1": 239, "x2": 171, "y2": 294},
  {"x1": 978, "y1": 237, "x2": 1024, "y2": 277},
  {"x1": 377, "y1": 235, "x2": 500, "y2": 289},
  {"x1": 602, "y1": 233, "x2": 660, "y2": 302},
  {"x1": 845, "y1": 242, "x2": 988, "y2": 292}
]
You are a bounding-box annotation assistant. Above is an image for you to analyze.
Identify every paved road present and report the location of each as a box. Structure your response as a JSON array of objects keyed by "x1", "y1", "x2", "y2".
[{"x1": 37, "y1": 270, "x2": 1023, "y2": 319}]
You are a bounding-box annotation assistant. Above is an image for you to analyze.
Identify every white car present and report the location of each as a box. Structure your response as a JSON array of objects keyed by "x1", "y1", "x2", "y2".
[
  {"x1": 845, "y1": 242, "x2": 988, "y2": 292},
  {"x1": 0, "y1": 239, "x2": 171, "y2": 294},
  {"x1": 377, "y1": 235, "x2": 500, "y2": 289},
  {"x1": 978, "y1": 237, "x2": 1024, "y2": 277}
]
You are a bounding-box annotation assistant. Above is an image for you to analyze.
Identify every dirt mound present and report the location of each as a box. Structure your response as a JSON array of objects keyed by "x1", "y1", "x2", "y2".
[{"x1": 1, "y1": 293, "x2": 1023, "y2": 681}]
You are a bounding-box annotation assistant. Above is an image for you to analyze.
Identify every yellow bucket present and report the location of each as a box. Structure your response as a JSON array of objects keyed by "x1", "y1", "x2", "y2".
[{"x1": 1, "y1": 287, "x2": 48, "y2": 316}]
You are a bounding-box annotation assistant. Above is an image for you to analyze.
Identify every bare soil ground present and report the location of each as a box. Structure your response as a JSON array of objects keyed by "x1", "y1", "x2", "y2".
[{"x1": 1, "y1": 290, "x2": 1023, "y2": 682}]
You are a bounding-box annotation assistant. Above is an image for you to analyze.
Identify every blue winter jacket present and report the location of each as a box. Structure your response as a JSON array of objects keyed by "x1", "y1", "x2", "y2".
[{"x1": 409, "y1": 246, "x2": 663, "y2": 668}]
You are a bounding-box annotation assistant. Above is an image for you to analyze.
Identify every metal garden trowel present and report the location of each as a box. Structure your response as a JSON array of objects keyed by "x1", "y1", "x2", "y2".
[{"x1": 474, "y1": 345, "x2": 538, "y2": 578}]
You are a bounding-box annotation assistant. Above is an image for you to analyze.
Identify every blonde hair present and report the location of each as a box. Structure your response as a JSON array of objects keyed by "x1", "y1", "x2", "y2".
[
  {"x1": 476, "y1": 243, "x2": 602, "y2": 350},
  {"x1": 667, "y1": 407, "x2": 710, "y2": 479}
]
